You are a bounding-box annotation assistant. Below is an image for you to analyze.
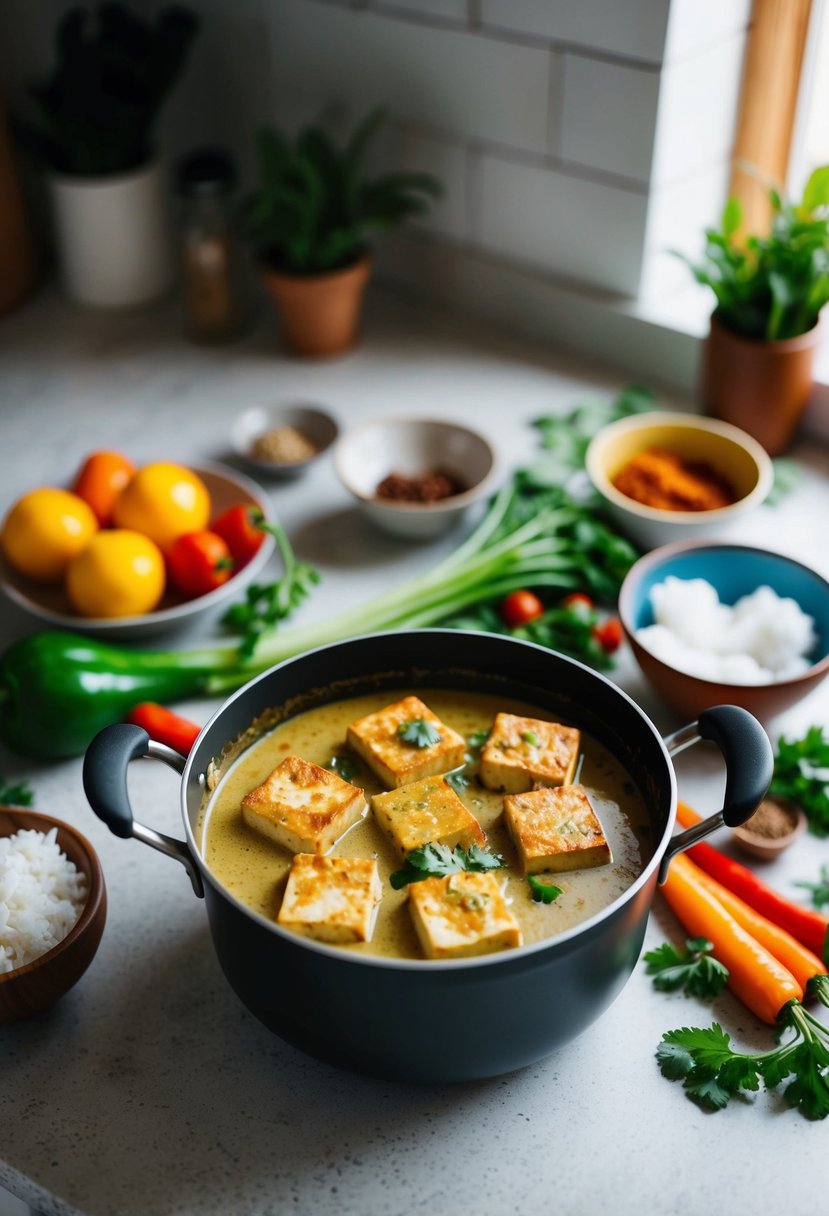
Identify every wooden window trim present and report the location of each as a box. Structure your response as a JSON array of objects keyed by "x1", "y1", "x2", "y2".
[{"x1": 729, "y1": 0, "x2": 813, "y2": 233}]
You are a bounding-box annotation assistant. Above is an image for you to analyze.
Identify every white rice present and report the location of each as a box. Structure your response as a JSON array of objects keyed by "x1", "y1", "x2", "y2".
[
  {"x1": 636, "y1": 576, "x2": 817, "y2": 684},
  {"x1": 0, "y1": 827, "x2": 88, "y2": 973}
]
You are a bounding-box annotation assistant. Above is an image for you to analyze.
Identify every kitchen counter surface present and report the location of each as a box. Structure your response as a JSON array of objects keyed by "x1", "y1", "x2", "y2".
[{"x1": 1, "y1": 287, "x2": 828, "y2": 1216}]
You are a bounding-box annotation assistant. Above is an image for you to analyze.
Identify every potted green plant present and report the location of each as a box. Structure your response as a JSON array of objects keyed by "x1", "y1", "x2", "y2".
[
  {"x1": 19, "y1": 3, "x2": 198, "y2": 308},
  {"x1": 678, "y1": 166, "x2": 829, "y2": 455},
  {"x1": 243, "y1": 110, "x2": 441, "y2": 356}
]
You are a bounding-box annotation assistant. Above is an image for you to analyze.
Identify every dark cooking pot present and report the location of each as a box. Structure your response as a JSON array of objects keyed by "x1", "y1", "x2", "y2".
[{"x1": 83, "y1": 630, "x2": 772, "y2": 1083}]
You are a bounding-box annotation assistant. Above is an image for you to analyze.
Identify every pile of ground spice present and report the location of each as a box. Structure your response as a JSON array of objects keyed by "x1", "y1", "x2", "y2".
[
  {"x1": 376, "y1": 469, "x2": 466, "y2": 503},
  {"x1": 251, "y1": 425, "x2": 318, "y2": 464},
  {"x1": 612, "y1": 447, "x2": 738, "y2": 512},
  {"x1": 741, "y1": 799, "x2": 799, "y2": 839}
]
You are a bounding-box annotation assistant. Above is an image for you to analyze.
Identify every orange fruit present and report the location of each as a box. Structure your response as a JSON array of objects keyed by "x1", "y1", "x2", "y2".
[
  {"x1": 111, "y1": 462, "x2": 211, "y2": 550},
  {"x1": 0, "y1": 487, "x2": 98, "y2": 582},
  {"x1": 72, "y1": 450, "x2": 136, "y2": 525},
  {"x1": 65, "y1": 529, "x2": 165, "y2": 618}
]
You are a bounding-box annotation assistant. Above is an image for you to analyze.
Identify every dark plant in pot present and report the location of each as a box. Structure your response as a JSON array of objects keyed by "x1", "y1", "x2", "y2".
[
  {"x1": 17, "y1": 2, "x2": 199, "y2": 308},
  {"x1": 243, "y1": 109, "x2": 441, "y2": 356},
  {"x1": 677, "y1": 166, "x2": 829, "y2": 456}
]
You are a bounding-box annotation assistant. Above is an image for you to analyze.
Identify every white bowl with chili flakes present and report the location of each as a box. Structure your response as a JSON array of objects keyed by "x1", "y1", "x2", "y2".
[
  {"x1": 334, "y1": 417, "x2": 498, "y2": 540},
  {"x1": 585, "y1": 411, "x2": 773, "y2": 552}
]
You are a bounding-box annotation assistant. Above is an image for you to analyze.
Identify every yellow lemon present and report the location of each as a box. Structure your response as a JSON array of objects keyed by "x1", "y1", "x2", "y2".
[
  {"x1": 65, "y1": 529, "x2": 166, "y2": 618},
  {"x1": 112, "y1": 462, "x2": 211, "y2": 550},
  {"x1": 1, "y1": 487, "x2": 98, "y2": 582}
]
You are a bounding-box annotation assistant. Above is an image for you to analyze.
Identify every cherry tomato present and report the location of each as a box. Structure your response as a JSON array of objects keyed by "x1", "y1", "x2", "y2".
[
  {"x1": 593, "y1": 617, "x2": 624, "y2": 653},
  {"x1": 112, "y1": 462, "x2": 211, "y2": 550},
  {"x1": 1, "y1": 487, "x2": 98, "y2": 582},
  {"x1": 500, "y1": 589, "x2": 544, "y2": 628},
  {"x1": 125, "y1": 702, "x2": 201, "y2": 756},
  {"x1": 72, "y1": 450, "x2": 135, "y2": 525},
  {"x1": 561, "y1": 592, "x2": 594, "y2": 612},
  {"x1": 211, "y1": 504, "x2": 265, "y2": 568},
  {"x1": 65, "y1": 529, "x2": 165, "y2": 618},
  {"x1": 166, "y1": 529, "x2": 235, "y2": 598}
]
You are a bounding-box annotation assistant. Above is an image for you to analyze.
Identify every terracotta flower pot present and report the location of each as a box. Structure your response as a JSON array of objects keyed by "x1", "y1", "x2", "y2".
[
  {"x1": 700, "y1": 312, "x2": 820, "y2": 456},
  {"x1": 260, "y1": 256, "x2": 372, "y2": 357}
]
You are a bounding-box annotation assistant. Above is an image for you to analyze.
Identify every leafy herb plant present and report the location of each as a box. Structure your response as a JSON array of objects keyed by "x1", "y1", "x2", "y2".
[
  {"x1": 244, "y1": 109, "x2": 441, "y2": 275},
  {"x1": 390, "y1": 843, "x2": 505, "y2": 890},
  {"x1": 645, "y1": 937, "x2": 729, "y2": 998},
  {"x1": 770, "y1": 725, "x2": 829, "y2": 836},
  {"x1": 675, "y1": 166, "x2": 829, "y2": 341},
  {"x1": 19, "y1": 3, "x2": 199, "y2": 176},
  {"x1": 657, "y1": 975, "x2": 829, "y2": 1119}
]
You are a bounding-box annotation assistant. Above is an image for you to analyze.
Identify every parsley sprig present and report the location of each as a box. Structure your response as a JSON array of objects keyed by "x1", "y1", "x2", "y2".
[
  {"x1": 390, "y1": 842, "x2": 505, "y2": 890},
  {"x1": 397, "y1": 719, "x2": 442, "y2": 748},
  {"x1": 795, "y1": 866, "x2": 829, "y2": 909},
  {"x1": 0, "y1": 775, "x2": 34, "y2": 806},
  {"x1": 645, "y1": 937, "x2": 729, "y2": 998},
  {"x1": 770, "y1": 726, "x2": 829, "y2": 836},
  {"x1": 657, "y1": 975, "x2": 829, "y2": 1119}
]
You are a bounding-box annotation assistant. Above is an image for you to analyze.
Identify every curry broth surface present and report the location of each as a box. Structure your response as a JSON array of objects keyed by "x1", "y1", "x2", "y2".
[{"x1": 200, "y1": 690, "x2": 652, "y2": 958}]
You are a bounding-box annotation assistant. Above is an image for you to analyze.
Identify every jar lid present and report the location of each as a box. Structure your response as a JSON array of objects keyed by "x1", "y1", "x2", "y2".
[{"x1": 176, "y1": 148, "x2": 237, "y2": 197}]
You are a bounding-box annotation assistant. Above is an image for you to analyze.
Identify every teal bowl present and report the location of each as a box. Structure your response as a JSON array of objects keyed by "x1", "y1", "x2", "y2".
[{"x1": 619, "y1": 541, "x2": 829, "y2": 722}]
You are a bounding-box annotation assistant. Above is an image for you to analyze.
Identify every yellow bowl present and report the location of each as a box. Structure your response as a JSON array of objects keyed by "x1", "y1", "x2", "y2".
[{"x1": 585, "y1": 412, "x2": 773, "y2": 551}]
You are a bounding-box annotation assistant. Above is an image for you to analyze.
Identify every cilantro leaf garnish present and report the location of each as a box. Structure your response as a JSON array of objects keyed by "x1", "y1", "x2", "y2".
[
  {"x1": 467, "y1": 729, "x2": 490, "y2": 752},
  {"x1": 445, "y1": 768, "x2": 470, "y2": 793},
  {"x1": 0, "y1": 776, "x2": 34, "y2": 807},
  {"x1": 397, "y1": 719, "x2": 442, "y2": 749},
  {"x1": 644, "y1": 937, "x2": 729, "y2": 997},
  {"x1": 528, "y1": 875, "x2": 562, "y2": 903},
  {"x1": 770, "y1": 725, "x2": 829, "y2": 836},
  {"x1": 521, "y1": 730, "x2": 540, "y2": 747},
  {"x1": 796, "y1": 865, "x2": 829, "y2": 909},
  {"x1": 657, "y1": 975, "x2": 829, "y2": 1119},
  {"x1": 389, "y1": 842, "x2": 506, "y2": 890},
  {"x1": 328, "y1": 753, "x2": 357, "y2": 783}
]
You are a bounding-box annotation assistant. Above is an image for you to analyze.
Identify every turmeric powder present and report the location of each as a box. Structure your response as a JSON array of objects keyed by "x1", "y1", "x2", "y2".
[{"x1": 612, "y1": 447, "x2": 737, "y2": 512}]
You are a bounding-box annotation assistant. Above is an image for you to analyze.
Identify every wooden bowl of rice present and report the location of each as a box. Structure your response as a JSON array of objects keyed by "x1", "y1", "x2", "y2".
[{"x1": 0, "y1": 807, "x2": 107, "y2": 1023}]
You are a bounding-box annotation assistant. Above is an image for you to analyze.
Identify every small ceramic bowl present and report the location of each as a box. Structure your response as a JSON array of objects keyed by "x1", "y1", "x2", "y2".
[
  {"x1": 0, "y1": 462, "x2": 275, "y2": 640},
  {"x1": 0, "y1": 807, "x2": 107, "y2": 1024},
  {"x1": 231, "y1": 404, "x2": 339, "y2": 478},
  {"x1": 334, "y1": 416, "x2": 498, "y2": 540},
  {"x1": 731, "y1": 797, "x2": 808, "y2": 860},
  {"x1": 586, "y1": 411, "x2": 773, "y2": 551},
  {"x1": 618, "y1": 540, "x2": 829, "y2": 722}
]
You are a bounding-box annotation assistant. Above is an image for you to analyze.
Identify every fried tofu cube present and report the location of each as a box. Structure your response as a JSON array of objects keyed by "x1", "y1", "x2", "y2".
[
  {"x1": 503, "y1": 784, "x2": 611, "y2": 874},
  {"x1": 372, "y1": 775, "x2": 485, "y2": 857},
  {"x1": 277, "y1": 854, "x2": 382, "y2": 944},
  {"x1": 408, "y1": 872, "x2": 523, "y2": 959},
  {"x1": 346, "y1": 695, "x2": 466, "y2": 789},
  {"x1": 479, "y1": 712, "x2": 580, "y2": 793},
  {"x1": 241, "y1": 755, "x2": 367, "y2": 855}
]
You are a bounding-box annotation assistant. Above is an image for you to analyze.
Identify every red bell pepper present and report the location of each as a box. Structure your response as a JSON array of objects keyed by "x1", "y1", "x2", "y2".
[{"x1": 125, "y1": 702, "x2": 201, "y2": 756}]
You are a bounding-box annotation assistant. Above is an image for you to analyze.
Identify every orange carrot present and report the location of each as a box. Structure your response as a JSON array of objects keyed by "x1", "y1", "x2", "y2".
[
  {"x1": 675, "y1": 801, "x2": 829, "y2": 956},
  {"x1": 684, "y1": 855, "x2": 827, "y2": 991},
  {"x1": 661, "y1": 852, "x2": 803, "y2": 1023}
]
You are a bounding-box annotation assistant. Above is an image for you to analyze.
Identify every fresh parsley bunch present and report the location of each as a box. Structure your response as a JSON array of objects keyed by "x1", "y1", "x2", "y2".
[
  {"x1": 770, "y1": 726, "x2": 829, "y2": 836},
  {"x1": 645, "y1": 937, "x2": 729, "y2": 998}
]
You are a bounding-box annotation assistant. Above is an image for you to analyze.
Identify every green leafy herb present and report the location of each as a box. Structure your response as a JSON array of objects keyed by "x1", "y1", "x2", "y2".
[
  {"x1": 795, "y1": 865, "x2": 829, "y2": 909},
  {"x1": 445, "y1": 768, "x2": 471, "y2": 793},
  {"x1": 467, "y1": 729, "x2": 490, "y2": 751},
  {"x1": 673, "y1": 166, "x2": 829, "y2": 341},
  {"x1": 530, "y1": 386, "x2": 655, "y2": 487},
  {"x1": 766, "y1": 458, "x2": 802, "y2": 506},
  {"x1": 644, "y1": 937, "x2": 729, "y2": 997},
  {"x1": 397, "y1": 719, "x2": 442, "y2": 749},
  {"x1": 521, "y1": 730, "x2": 540, "y2": 747},
  {"x1": 528, "y1": 876, "x2": 563, "y2": 904},
  {"x1": 0, "y1": 776, "x2": 34, "y2": 807},
  {"x1": 390, "y1": 842, "x2": 506, "y2": 890},
  {"x1": 221, "y1": 516, "x2": 321, "y2": 659},
  {"x1": 328, "y1": 754, "x2": 357, "y2": 783},
  {"x1": 657, "y1": 975, "x2": 829, "y2": 1119},
  {"x1": 770, "y1": 726, "x2": 829, "y2": 836}
]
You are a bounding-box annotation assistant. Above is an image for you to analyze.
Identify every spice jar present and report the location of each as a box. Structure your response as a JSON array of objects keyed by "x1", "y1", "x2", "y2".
[{"x1": 176, "y1": 148, "x2": 248, "y2": 342}]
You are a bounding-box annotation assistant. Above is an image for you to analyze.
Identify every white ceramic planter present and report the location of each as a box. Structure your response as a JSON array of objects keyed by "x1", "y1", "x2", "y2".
[{"x1": 49, "y1": 159, "x2": 174, "y2": 308}]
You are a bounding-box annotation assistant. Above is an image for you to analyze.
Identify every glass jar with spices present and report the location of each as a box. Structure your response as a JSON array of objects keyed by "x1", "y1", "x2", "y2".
[{"x1": 176, "y1": 148, "x2": 248, "y2": 343}]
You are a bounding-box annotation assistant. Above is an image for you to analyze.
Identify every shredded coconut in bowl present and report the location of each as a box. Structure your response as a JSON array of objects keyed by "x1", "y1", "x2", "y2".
[
  {"x1": 0, "y1": 827, "x2": 88, "y2": 973},
  {"x1": 636, "y1": 576, "x2": 818, "y2": 684}
]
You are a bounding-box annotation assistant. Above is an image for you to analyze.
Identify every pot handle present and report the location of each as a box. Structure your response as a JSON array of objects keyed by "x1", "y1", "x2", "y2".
[
  {"x1": 82, "y1": 723, "x2": 204, "y2": 898},
  {"x1": 658, "y1": 704, "x2": 773, "y2": 884}
]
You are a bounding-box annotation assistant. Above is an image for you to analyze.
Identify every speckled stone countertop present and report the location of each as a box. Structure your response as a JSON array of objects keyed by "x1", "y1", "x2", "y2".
[{"x1": 1, "y1": 288, "x2": 828, "y2": 1216}]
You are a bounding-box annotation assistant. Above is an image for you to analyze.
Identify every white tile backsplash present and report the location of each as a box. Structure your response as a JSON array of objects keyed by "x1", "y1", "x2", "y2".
[
  {"x1": 476, "y1": 154, "x2": 648, "y2": 294},
  {"x1": 269, "y1": 0, "x2": 554, "y2": 156},
  {"x1": 561, "y1": 54, "x2": 661, "y2": 183},
  {"x1": 480, "y1": 0, "x2": 672, "y2": 63}
]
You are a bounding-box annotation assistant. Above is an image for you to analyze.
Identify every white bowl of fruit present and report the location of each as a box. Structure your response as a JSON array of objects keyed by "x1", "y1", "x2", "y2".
[{"x1": 0, "y1": 451, "x2": 275, "y2": 639}]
